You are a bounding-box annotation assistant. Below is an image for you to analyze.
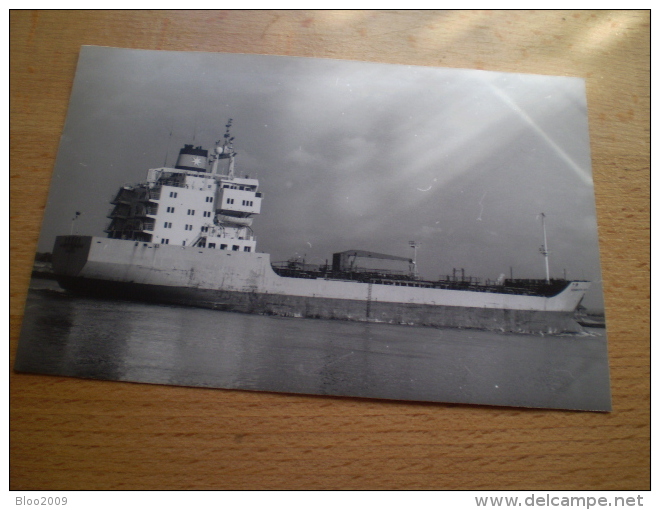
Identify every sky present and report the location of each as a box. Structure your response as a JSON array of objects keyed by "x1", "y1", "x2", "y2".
[{"x1": 37, "y1": 46, "x2": 605, "y2": 309}]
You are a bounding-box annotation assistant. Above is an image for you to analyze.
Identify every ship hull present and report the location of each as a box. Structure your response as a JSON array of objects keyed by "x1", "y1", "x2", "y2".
[{"x1": 53, "y1": 236, "x2": 589, "y2": 334}]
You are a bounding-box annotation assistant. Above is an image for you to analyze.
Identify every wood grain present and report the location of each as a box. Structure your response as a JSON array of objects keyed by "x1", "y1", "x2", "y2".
[{"x1": 10, "y1": 10, "x2": 649, "y2": 490}]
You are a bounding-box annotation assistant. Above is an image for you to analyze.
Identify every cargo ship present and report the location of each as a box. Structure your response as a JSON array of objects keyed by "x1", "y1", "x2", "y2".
[{"x1": 52, "y1": 122, "x2": 590, "y2": 334}]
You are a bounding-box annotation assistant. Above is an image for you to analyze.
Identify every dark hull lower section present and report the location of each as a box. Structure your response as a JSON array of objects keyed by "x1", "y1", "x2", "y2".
[{"x1": 55, "y1": 276, "x2": 582, "y2": 334}]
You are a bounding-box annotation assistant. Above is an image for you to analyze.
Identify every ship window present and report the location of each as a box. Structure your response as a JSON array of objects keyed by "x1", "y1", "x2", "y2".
[
  {"x1": 243, "y1": 246, "x2": 251, "y2": 252},
  {"x1": 232, "y1": 245, "x2": 239, "y2": 251},
  {"x1": 220, "y1": 244, "x2": 227, "y2": 250},
  {"x1": 208, "y1": 243, "x2": 216, "y2": 249},
  {"x1": 223, "y1": 185, "x2": 229, "y2": 188}
]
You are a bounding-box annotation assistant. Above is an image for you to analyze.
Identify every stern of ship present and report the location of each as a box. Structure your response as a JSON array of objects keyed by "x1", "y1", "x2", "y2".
[{"x1": 52, "y1": 235, "x2": 94, "y2": 286}]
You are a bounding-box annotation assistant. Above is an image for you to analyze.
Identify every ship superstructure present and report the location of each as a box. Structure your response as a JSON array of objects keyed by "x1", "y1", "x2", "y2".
[
  {"x1": 52, "y1": 123, "x2": 591, "y2": 334},
  {"x1": 106, "y1": 120, "x2": 262, "y2": 252}
]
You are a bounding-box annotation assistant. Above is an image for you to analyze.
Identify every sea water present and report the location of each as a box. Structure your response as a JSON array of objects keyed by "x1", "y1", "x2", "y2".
[{"x1": 15, "y1": 278, "x2": 611, "y2": 411}]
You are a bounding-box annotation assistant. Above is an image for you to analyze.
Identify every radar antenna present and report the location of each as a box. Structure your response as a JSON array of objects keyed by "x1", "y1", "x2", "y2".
[{"x1": 211, "y1": 119, "x2": 237, "y2": 177}]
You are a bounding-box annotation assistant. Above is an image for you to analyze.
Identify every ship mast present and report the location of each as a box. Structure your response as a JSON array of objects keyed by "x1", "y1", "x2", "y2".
[
  {"x1": 210, "y1": 119, "x2": 236, "y2": 177},
  {"x1": 539, "y1": 213, "x2": 550, "y2": 283}
]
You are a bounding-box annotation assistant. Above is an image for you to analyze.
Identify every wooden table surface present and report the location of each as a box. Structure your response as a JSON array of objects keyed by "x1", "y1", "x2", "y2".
[{"x1": 10, "y1": 10, "x2": 650, "y2": 490}]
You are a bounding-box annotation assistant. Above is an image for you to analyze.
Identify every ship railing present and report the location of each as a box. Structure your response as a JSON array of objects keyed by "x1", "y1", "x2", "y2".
[
  {"x1": 158, "y1": 179, "x2": 187, "y2": 189},
  {"x1": 105, "y1": 231, "x2": 153, "y2": 243},
  {"x1": 110, "y1": 188, "x2": 136, "y2": 205},
  {"x1": 272, "y1": 261, "x2": 318, "y2": 271},
  {"x1": 503, "y1": 278, "x2": 571, "y2": 297},
  {"x1": 268, "y1": 262, "x2": 572, "y2": 297},
  {"x1": 131, "y1": 187, "x2": 162, "y2": 201},
  {"x1": 505, "y1": 278, "x2": 567, "y2": 285},
  {"x1": 107, "y1": 227, "x2": 154, "y2": 236},
  {"x1": 370, "y1": 278, "x2": 567, "y2": 297},
  {"x1": 107, "y1": 210, "x2": 130, "y2": 219},
  {"x1": 209, "y1": 232, "x2": 255, "y2": 241},
  {"x1": 272, "y1": 260, "x2": 411, "y2": 274},
  {"x1": 271, "y1": 262, "x2": 419, "y2": 282},
  {"x1": 442, "y1": 276, "x2": 483, "y2": 285},
  {"x1": 134, "y1": 204, "x2": 159, "y2": 216},
  {"x1": 123, "y1": 219, "x2": 155, "y2": 232}
]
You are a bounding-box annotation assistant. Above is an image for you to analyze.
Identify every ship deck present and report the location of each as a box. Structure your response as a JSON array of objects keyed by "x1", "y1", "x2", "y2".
[{"x1": 270, "y1": 261, "x2": 573, "y2": 298}]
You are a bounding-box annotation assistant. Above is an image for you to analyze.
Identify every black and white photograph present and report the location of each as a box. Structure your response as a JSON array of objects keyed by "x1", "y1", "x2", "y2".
[{"x1": 15, "y1": 45, "x2": 611, "y2": 411}]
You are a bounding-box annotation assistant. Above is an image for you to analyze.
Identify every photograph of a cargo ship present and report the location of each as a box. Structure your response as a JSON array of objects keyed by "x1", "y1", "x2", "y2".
[{"x1": 16, "y1": 47, "x2": 611, "y2": 411}]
